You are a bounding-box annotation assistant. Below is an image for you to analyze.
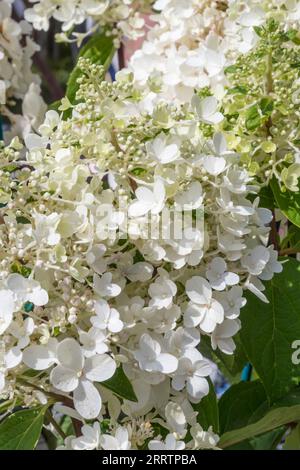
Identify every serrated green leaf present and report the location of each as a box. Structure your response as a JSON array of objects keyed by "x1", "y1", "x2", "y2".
[
  {"x1": 66, "y1": 32, "x2": 114, "y2": 105},
  {"x1": 193, "y1": 378, "x2": 219, "y2": 433},
  {"x1": 240, "y1": 258, "x2": 300, "y2": 403},
  {"x1": 0, "y1": 406, "x2": 47, "y2": 450},
  {"x1": 271, "y1": 177, "x2": 300, "y2": 227},
  {"x1": 101, "y1": 366, "x2": 138, "y2": 402}
]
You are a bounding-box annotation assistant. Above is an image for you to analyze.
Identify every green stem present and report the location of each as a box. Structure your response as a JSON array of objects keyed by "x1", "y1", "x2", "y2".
[
  {"x1": 45, "y1": 410, "x2": 67, "y2": 440},
  {"x1": 17, "y1": 377, "x2": 64, "y2": 401}
]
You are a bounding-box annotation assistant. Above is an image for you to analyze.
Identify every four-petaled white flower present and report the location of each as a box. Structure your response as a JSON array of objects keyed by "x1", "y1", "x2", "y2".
[
  {"x1": 93, "y1": 273, "x2": 122, "y2": 298},
  {"x1": 148, "y1": 276, "x2": 177, "y2": 310},
  {"x1": 211, "y1": 319, "x2": 241, "y2": 355},
  {"x1": 192, "y1": 96, "x2": 223, "y2": 125},
  {"x1": 172, "y1": 348, "x2": 212, "y2": 400},
  {"x1": 206, "y1": 257, "x2": 239, "y2": 291},
  {"x1": 91, "y1": 299, "x2": 123, "y2": 333},
  {"x1": 128, "y1": 179, "x2": 165, "y2": 217},
  {"x1": 149, "y1": 433, "x2": 185, "y2": 450},
  {"x1": 101, "y1": 427, "x2": 131, "y2": 450},
  {"x1": 23, "y1": 338, "x2": 116, "y2": 419},
  {"x1": 134, "y1": 334, "x2": 178, "y2": 374},
  {"x1": 7, "y1": 274, "x2": 48, "y2": 307},
  {"x1": 184, "y1": 277, "x2": 224, "y2": 333},
  {"x1": 147, "y1": 133, "x2": 181, "y2": 164}
]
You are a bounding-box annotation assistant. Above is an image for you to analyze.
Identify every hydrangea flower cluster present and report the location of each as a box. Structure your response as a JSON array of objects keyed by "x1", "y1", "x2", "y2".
[
  {"x1": 128, "y1": 0, "x2": 300, "y2": 104},
  {"x1": 0, "y1": 0, "x2": 46, "y2": 140},
  {"x1": 219, "y1": 20, "x2": 300, "y2": 191},
  {"x1": 25, "y1": 0, "x2": 154, "y2": 45},
  {"x1": 0, "y1": 55, "x2": 282, "y2": 448}
]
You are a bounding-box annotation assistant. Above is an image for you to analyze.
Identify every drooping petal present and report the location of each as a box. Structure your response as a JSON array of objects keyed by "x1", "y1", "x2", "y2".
[{"x1": 73, "y1": 379, "x2": 102, "y2": 419}]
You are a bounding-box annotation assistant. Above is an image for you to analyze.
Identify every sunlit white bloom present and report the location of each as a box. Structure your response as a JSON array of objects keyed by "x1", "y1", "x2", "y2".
[
  {"x1": 71, "y1": 422, "x2": 101, "y2": 450},
  {"x1": 172, "y1": 348, "x2": 212, "y2": 400},
  {"x1": 79, "y1": 327, "x2": 109, "y2": 357},
  {"x1": 241, "y1": 246, "x2": 270, "y2": 276},
  {"x1": 93, "y1": 273, "x2": 122, "y2": 298},
  {"x1": 184, "y1": 277, "x2": 224, "y2": 333},
  {"x1": 190, "y1": 424, "x2": 220, "y2": 450},
  {"x1": 6, "y1": 274, "x2": 48, "y2": 307},
  {"x1": 134, "y1": 334, "x2": 178, "y2": 374},
  {"x1": 86, "y1": 245, "x2": 108, "y2": 275},
  {"x1": 214, "y1": 286, "x2": 246, "y2": 320},
  {"x1": 148, "y1": 275, "x2": 177, "y2": 310},
  {"x1": 258, "y1": 246, "x2": 283, "y2": 281},
  {"x1": 148, "y1": 433, "x2": 185, "y2": 450},
  {"x1": 129, "y1": 179, "x2": 165, "y2": 217},
  {"x1": 211, "y1": 318, "x2": 241, "y2": 355},
  {"x1": 91, "y1": 299, "x2": 123, "y2": 333},
  {"x1": 192, "y1": 96, "x2": 224, "y2": 125},
  {"x1": 146, "y1": 133, "x2": 181, "y2": 164},
  {"x1": 206, "y1": 257, "x2": 239, "y2": 291},
  {"x1": 101, "y1": 427, "x2": 131, "y2": 450}
]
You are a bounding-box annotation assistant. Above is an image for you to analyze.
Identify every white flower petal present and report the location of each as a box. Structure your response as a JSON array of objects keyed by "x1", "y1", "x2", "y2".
[
  {"x1": 50, "y1": 365, "x2": 79, "y2": 392},
  {"x1": 57, "y1": 338, "x2": 84, "y2": 372},
  {"x1": 23, "y1": 344, "x2": 57, "y2": 370},
  {"x1": 73, "y1": 379, "x2": 102, "y2": 419},
  {"x1": 84, "y1": 354, "x2": 116, "y2": 382}
]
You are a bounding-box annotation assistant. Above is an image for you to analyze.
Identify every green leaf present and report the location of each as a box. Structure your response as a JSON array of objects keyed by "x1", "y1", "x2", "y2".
[
  {"x1": 260, "y1": 97, "x2": 274, "y2": 116},
  {"x1": 193, "y1": 378, "x2": 219, "y2": 433},
  {"x1": 257, "y1": 185, "x2": 274, "y2": 209},
  {"x1": 245, "y1": 105, "x2": 261, "y2": 131},
  {"x1": 224, "y1": 65, "x2": 239, "y2": 74},
  {"x1": 66, "y1": 32, "x2": 114, "y2": 105},
  {"x1": 219, "y1": 381, "x2": 269, "y2": 435},
  {"x1": 219, "y1": 404, "x2": 300, "y2": 448},
  {"x1": 271, "y1": 177, "x2": 300, "y2": 228},
  {"x1": 10, "y1": 261, "x2": 32, "y2": 278},
  {"x1": 253, "y1": 26, "x2": 264, "y2": 37},
  {"x1": 0, "y1": 406, "x2": 47, "y2": 450},
  {"x1": 283, "y1": 423, "x2": 300, "y2": 449},
  {"x1": 250, "y1": 427, "x2": 286, "y2": 450},
  {"x1": 16, "y1": 216, "x2": 31, "y2": 224},
  {"x1": 101, "y1": 366, "x2": 138, "y2": 402},
  {"x1": 227, "y1": 86, "x2": 248, "y2": 95},
  {"x1": 286, "y1": 29, "x2": 300, "y2": 45},
  {"x1": 240, "y1": 258, "x2": 300, "y2": 403}
]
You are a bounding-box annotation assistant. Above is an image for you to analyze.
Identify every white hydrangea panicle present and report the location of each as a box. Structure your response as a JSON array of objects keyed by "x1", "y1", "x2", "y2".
[
  {"x1": 0, "y1": 53, "x2": 281, "y2": 447},
  {"x1": 0, "y1": 1, "x2": 46, "y2": 139}
]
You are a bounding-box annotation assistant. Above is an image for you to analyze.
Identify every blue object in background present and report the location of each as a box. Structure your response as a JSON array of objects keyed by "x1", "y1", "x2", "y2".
[
  {"x1": 109, "y1": 64, "x2": 116, "y2": 81},
  {"x1": 241, "y1": 363, "x2": 253, "y2": 381}
]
